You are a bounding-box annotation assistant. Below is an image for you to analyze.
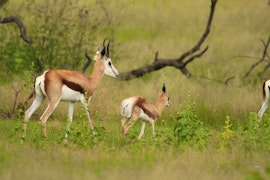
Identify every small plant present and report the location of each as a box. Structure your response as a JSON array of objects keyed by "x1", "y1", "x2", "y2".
[
  {"x1": 67, "y1": 124, "x2": 105, "y2": 148},
  {"x1": 173, "y1": 93, "x2": 211, "y2": 148},
  {"x1": 62, "y1": 104, "x2": 106, "y2": 148},
  {"x1": 238, "y1": 112, "x2": 270, "y2": 151},
  {"x1": 218, "y1": 116, "x2": 235, "y2": 151}
]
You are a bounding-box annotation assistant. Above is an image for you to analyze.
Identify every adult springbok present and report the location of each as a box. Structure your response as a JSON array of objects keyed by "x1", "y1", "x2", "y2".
[
  {"x1": 22, "y1": 39, "x2": 119, "y2": 140},
  {"x1": 120, "y1": 84, "x2": 170, "y2": 140},
  {"x1": 258, "y1": 79, "x2": 270, "y2": 119}
]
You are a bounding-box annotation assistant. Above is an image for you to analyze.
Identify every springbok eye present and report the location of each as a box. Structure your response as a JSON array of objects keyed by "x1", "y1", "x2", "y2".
[{"x1": 108, "y1": 61, "x2": 112, "y2": 66}]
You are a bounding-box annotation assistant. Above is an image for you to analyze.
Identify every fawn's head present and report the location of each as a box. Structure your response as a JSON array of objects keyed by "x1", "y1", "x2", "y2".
[{"x1": 157, "y1": 84, "x2": 170, "y2": 107}]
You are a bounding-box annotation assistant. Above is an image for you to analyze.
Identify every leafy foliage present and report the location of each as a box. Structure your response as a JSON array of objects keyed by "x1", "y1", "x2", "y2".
[
  {"x1": 238, "y1": 112, "x2": 270, "y2": 152},
  {"x1": 0, "y1": 0, "x2": 103, "y2": 79},
  {"x1": 173, "y1": 93, "x2": 211, "y2": 148}
]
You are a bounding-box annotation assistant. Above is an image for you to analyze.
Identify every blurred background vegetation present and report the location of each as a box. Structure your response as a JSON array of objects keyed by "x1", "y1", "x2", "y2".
[
  {"x1": 1, "y1": 1, "x2": 270, "y2": 179},
  {"x1": 0, "y1": 0, "x2": 269, "y2": 127}
]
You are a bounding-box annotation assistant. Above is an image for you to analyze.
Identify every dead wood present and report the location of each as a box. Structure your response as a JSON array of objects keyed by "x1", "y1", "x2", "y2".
[{"x1": 120, "y1": 0, "x2": 218, "y2": 80}]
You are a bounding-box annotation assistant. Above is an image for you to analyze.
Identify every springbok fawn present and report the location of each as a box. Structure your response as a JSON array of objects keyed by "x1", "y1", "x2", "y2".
[
  {"x1": 120, "y1": 84, "x2": 170, "y2": 139},
  {"x1": 22, "y1": 39, "x2": 119, "y2": 140},
  {"x1": 258, "y1": 79, "x2": 270, "y2": 119}
]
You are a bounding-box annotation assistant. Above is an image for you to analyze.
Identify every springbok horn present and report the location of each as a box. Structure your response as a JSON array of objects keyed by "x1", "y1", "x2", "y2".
[{"x1": 103, "y1": 38, "x2": 107, "y2": 48}]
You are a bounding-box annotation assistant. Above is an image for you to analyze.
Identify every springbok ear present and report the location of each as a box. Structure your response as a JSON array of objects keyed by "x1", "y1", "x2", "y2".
[
  {"x1": 162, "y1": 84, "x2": 166, "y2": 93},
  {"x1": 96, "y1": 46, "x2": 101, "y2": 52}
]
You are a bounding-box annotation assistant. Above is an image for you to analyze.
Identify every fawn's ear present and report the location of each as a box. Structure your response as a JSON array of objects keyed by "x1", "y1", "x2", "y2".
[{"x1": 162, "y1": 84, "x2": 166, "y2": 93}]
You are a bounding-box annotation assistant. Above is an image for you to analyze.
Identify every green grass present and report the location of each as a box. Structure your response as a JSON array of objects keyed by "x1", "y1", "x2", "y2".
[{"x1": 1, "y1": 113, "x2": 270, "y2": 180}]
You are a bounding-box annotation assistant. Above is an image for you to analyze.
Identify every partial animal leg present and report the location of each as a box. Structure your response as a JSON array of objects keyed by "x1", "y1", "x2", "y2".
[
  {"x1": 123, "y1": 107, "x2": 140, "y2": 135},
  {"x1": 23, "y1": 85, "x2": 45, "y2": 132},
  {"x1": 258, "y1": 100, "x2": 269, "y2": 118},
  {"x1": 123, "y1": 118, "x2": 136, "y2": 135},
  {"x1": 80, "y1": 97, "x2": 94, "y2": 132},
  {"x1": 258, "y1": 82, "x2": 270, "y2": 119},
  {"x1": 150, "y1": 119, "x2": 156, "y2": 136},
  {"x1": 40, "y1": 97, "x2": 61, "y2": 137},
  {"x1": 23, "y1": 94, "x2": 45, "y2": 133},
  {"x1": 21, "y1": 95, "x2": 45, "y2": 143},
  {"x1": 65, "y1": 102, "x2": 75, "y2": 140},
  {"x1": 138, "y1": 121, "x2": 146, "y2": 140},
  {"x1": 121, "y1": 117, "x2": 128, "y2": 134}
]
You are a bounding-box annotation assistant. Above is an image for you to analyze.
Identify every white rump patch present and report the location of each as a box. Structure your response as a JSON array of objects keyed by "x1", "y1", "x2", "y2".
[{"x1": 120, "y1": 96, "x2": 139, "y2": 119}]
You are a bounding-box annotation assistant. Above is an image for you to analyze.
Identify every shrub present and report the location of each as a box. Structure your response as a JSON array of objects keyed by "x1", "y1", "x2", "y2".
[{"x1": 173, "y1": 93, "x2": 211, "y2": 149}]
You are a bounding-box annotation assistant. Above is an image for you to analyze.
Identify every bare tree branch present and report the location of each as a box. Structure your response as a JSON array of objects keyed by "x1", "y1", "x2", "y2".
[
  {"x1": 259, "y1": 63, "x2": 270, "y2": 77},
  {"x1": 183, "y1": 46, "x2": 209, "y2": 66},
  {"x1": 0, "y1": 16, "x2": 33, "y2": 44},
  {"x1": 0, "y1": 82, "x2": 24, "y2": 119},
  {"x1": 177, "y1": 0, "x2": 216, "y2": 62},
  {"x1": 35, "y1": 58, "x2": 43, "y2": 73},
  {"x1": 197, "y1": 75, "x2": 235, "y2": 85},
  {"x1": 244, "y1": 36, "x2": 270, "y2": 78},
  {"x1": 120, "y1": 0, "x2": 218, "y2": 80},
  {"x1": 11, "y1": 83, "x2": 22, "y2": 116}
]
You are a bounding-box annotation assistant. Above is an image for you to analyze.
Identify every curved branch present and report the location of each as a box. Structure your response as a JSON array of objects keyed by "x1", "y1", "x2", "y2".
[
  {"x1": 178, "y1": 0, "x2": 217, "y2": 62},
  {"x1": 0, "y1": 16, "x2": 33, "y2": 44},
  {"x1": 197, "y1": 75, "x2": 235, "y2": 85},
  {"x1": 183, "y1": 46, "x2": 209, "y2": 66},
  {"x1": 120, "y1": 0, "x2": 218, "y2": 80},
  {"x1": 119, "y1": 59, "x2": 190, "y2": 80},
  {"x1": 244, "y1": 36, "x2": 270, "y2": 78}
]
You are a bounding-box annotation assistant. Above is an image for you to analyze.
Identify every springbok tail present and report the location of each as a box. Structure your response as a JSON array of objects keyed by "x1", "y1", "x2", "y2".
[{"x1": 34, "y1": 71, "x2": 48, "y2": 96}]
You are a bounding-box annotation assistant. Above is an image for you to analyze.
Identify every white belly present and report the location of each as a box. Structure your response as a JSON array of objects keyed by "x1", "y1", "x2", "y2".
[
  {"x1": 61, "y1": 85, "x2": 84, "y2": 102},
  {"x1": 139, "y1": 109, "x2": 152, "y2": 122}
]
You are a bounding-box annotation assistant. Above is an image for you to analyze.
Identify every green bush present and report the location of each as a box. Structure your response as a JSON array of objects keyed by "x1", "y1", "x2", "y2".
[{"x1": 173, "y1": 93, "x2": 211, "y2": 149}]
